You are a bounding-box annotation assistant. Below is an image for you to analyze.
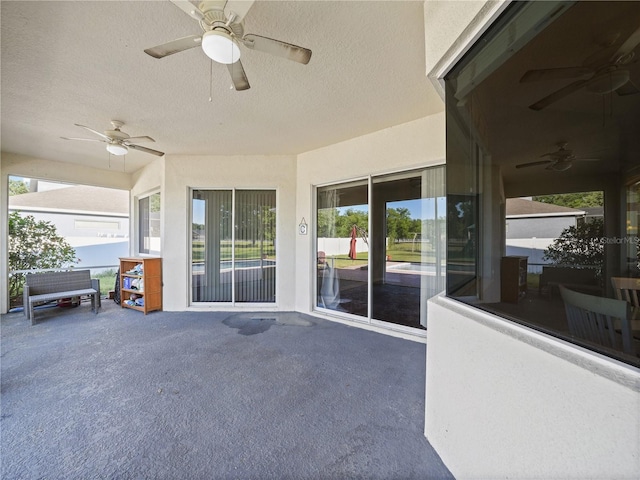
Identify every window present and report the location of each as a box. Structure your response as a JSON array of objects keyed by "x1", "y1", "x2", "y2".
[
  {"x1": 191, "y1": 189, "x2": 276, "y2": 304},
  {"x1": 445, "y1": 1, "x2": 640, "y2": 366},
  {"x1": 316, "y1": 167, "x2": 445, "y2": 330},
  {"x1": 139, "y1": 192, "x2": 160, "y2": 254}
]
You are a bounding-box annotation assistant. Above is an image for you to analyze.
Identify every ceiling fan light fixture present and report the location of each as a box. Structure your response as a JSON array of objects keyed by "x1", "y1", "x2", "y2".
[
  {"x1": 586, "y1": 70, "x2": 630, "y2": 94},
  {"x1": 548, "y1": 160, "x2": 572, "y2": 172},
  {"x1": 106, "y1": 143, "x2": 128, "y2": 156},
  {"x1": 202, "y1": 30, "x2": 240, "y2": 64}
]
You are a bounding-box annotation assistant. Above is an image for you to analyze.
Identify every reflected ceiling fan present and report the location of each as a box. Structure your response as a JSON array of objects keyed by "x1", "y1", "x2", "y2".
[
  {"x1": 61, "y1": 120, "x2": 165, "y2": 157},
  {"x1": 515, "y1": 143, "x2": 599, "y2": 172},
  {"x1": 144, "y1": 0, "x2": 312, "y2": 91},
  {"x1": 521, "y1": 25, "x2": 640, "y2": 110}
]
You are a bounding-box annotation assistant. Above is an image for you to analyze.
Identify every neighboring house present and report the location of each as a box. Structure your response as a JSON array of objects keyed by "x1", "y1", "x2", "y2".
[
  {"x1": 505, "y1": 198, "x2": 586, "y2": 272},
  {"x1": 1, "y1": 2, "x2": 638, "y2": 479},
  {"x1": 9, "y1": 184, "x2": 129, "y2": 271}
]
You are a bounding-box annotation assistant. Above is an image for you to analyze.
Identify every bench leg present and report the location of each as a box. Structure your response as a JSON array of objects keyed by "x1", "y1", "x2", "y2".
[{"x1": 30, "y1": 302, "x2": 36, "y2": 326}]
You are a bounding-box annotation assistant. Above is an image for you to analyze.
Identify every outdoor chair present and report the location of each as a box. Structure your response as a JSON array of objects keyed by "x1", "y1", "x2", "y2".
[
  {"x1": 611, "y1": 276, "x2": 640, "y2": 308},
  {"x1": 559, "y1": 285, "x2": 634, "y2": 356}
]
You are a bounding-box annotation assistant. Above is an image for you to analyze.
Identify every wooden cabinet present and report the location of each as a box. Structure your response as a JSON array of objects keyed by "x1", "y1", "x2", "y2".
[
  {"x1": 119, "y1": 257, "x2": 162, "y2": 314},
  {"x1": 501, "y1": 256, "x2": 527, "y2": 303}
]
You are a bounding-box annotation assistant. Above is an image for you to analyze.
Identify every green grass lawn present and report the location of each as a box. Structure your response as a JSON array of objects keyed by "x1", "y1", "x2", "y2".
[
  {"x1": 93, "y1": 269, "x2": 118, "y2": 297},
  {"x1": 192, "y1": 241, "x2": 275, "y2": 262},
  {"x1": 325, "y1": 242, "x2": 438, "y2": 268}
]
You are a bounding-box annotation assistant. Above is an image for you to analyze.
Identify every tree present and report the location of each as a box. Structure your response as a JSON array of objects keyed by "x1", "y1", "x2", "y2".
[
  {"x1": 543, "y1": 218, "x2": 604, "y2": 275},
  {"x1": 338, "y1": 208, "x2": 368, "y2": 237},
  {"x1": 533, "y1": 191, "x2": 603, "y2": 209},
  {"x1": 9, "y1": 179, "x2": 29, "y2": 196},
  {"x1": 386, "y1": 207, "x2": 413, "y2": 243},
  {"x1": 8, "y1": 212, "x2": 77, "y2": 305}
]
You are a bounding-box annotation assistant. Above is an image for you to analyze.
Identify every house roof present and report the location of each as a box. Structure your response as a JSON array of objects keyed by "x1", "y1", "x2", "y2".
[
  {"x1": 506, "y1": 198, "x2": 585, "y2": 218},
  {"x1": 9, "y1": 185, "x2": 129, "y2": 216}
]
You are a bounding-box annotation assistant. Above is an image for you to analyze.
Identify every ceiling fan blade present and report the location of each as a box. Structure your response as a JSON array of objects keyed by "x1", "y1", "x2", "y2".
[
  {"x1": 528, "y1": 78, "x2": 590, "y2": 110},
  {"x1": 225, "y1": 0, "x2": 255, "y2": 23},
  {"x1": 241, "y1": 34, "x2": 312, "y2": 65},
  {"x1": 227, "y1": 60, "x2": 250, "y2": 91},
  {"x1": 540, "y1": 149, "x2": 571, "y2": 158},
  {"x1": 126, "y1": 144, "x2": 165, "y2": 157},
  {"x1": 612, "y1": 26, "x2": 640, "y2": 62},
  {"x1": 515, "y1": 160, "x2": 552, "y2": 169},
  {"x1": 616, "y1": 79, "x2": 640, "y2": 96},
  {"x1": 61, "y1": 136, "x2": 105, "y2": 143},
  {"x1": 126, "y1": 136, "x2": 156, "y2": 143},
  {"x1": 169, "y1": 0, "x2": 204, "y2": 21},
  {"x1": 520, "y1": 67, "x2": 593, "y2": 83},
  {"x1": 144, "y1": 35, "x2": 202, "y2": 59},
  {"x1": 74, "y1": 124, "x2": 111, "y2": 141},
  {"x1": 574, "y1": 158, "x2": 600, "y2": 162}
]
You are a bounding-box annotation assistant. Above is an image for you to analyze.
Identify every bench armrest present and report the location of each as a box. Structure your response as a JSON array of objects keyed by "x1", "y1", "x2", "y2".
[{"x1": 91, "y1": 278, "x2": 101, "y2": 308}]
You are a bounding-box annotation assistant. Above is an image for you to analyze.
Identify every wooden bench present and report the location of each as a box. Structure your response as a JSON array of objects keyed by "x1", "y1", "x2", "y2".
[{"x1": 23, "y1": 270, "x2": 101, "y2": 325}]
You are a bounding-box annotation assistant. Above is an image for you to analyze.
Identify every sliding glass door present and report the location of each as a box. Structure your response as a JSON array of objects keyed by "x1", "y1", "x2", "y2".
[
  {"x1": 317, "y1": 180, "x2": 369, "y2": 318},
  {"x1": 316, "y1": 166, "x2": 445, "y2": 330},
  {"x1": 192, "y1": 189, "x2": 276, "y2": 304}
]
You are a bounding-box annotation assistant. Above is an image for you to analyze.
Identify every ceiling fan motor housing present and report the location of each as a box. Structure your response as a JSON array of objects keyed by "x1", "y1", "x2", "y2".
[
  {"x1": 200, "y1": 5, "x2": 244, "y2": 37},
  {"x1": 106, "y1": 120, "x2": 130, "y2": 140}
]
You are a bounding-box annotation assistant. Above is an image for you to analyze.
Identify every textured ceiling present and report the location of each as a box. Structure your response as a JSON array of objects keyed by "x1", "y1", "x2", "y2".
[{"x1": 1, "y1": 0, "x2": 442, "y2": 173}]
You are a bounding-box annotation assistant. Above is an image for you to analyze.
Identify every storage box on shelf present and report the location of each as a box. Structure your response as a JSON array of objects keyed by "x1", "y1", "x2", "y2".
[{"x1": 119, "y1": 257, "x2": 162, "y2": 314}]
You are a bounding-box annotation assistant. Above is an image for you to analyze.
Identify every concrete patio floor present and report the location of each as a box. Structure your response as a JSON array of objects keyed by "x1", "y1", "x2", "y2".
[{"x1": 1, "y1": 300, "x2": 452, "y2": 479}]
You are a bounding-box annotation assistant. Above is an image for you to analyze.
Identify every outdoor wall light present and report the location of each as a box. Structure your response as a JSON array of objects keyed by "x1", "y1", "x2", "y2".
[
  {"x1": 201, "y1": 29, "x2": 240, "y2": 64},
  {"x1": 106, "y1": 143, "x2": 128, "y2": 156}
]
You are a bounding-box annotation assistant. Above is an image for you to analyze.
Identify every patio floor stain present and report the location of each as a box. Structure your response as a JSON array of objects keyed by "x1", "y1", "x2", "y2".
[{"x1": 223, "y1": 316, "x2": 277, "y2": 335}]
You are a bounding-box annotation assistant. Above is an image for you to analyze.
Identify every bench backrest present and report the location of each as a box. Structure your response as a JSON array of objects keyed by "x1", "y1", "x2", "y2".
[
  {"x1": 540, "y1": 266, "x2": 597, "y2": 287},
  {"x1": 25, "y1": 270, "x2": 93, "y2": 295}
]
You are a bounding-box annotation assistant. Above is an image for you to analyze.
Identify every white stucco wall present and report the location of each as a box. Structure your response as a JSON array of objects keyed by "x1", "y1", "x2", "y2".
[
  {"x1": 426, "y1": 295, "x2": 640, "y2": 479},
  {"x1": 131, "y1": 154, "x2": 297, "y2": 312},
  {"x1": 424, "y1": 0, "x2": 507, "y2": 94},
  {"x1": 295, "y1": 114, "x2": 446, "y2": 315},
  {"x1": 422, "y1": 3, "x2": 640, "y2": 478}
]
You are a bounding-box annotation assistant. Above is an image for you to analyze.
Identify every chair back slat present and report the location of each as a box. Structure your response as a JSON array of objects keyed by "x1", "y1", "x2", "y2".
[
  {"x1": 611, "y1": 276, "x2": 640, "y2": 308},
  {"x1": 559, "y1": 285, "x2": 633, "y2": 355}
]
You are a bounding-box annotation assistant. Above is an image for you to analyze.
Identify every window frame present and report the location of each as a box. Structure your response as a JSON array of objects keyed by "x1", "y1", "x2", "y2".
[{"x1": 137, "y1": 191, "x2": 161, "y2": 256}]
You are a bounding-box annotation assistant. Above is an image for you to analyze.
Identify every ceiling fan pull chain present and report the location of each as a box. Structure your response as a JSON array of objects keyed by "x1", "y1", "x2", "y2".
[
  {"x1": 609, "y1": 73, "x2": 614, "y2": 119},
  {"x1": 230, "y1": 41, "x2": 235, "y2": 89},
  {"x1": 209, "y1": 60, "x2": 213, "y2": 102}
]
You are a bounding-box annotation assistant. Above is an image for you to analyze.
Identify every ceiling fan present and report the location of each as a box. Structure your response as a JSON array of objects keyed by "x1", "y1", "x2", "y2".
[
  {"x1": 144, "y1": 0, "x2": 312, "y2": 91},
  {"x1": 515, "y1": 143, "x2": 599, "y2": 172},
  {"x1": 520, "y1": 25, "x2": 640, "y2": 110},
  {"x1": 61, "y1": 120, "x2": 165, "y2": 157}
]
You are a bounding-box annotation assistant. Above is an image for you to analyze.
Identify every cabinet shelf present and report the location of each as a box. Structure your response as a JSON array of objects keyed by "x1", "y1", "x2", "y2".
[
  {"x1": 501, "y1": 256, "x2": 528, "y2": 303},
  {"x1": 119, "y1": 257, "x2": 162, "y2": 314}
]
